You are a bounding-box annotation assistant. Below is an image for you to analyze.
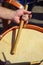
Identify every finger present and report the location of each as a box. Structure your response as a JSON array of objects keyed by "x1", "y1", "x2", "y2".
[
  {"x1": 22, "y1": 14, "x2": 29, "y2": 22},
  {"x1": 13, "y1": 16, "x2": 20, "y2": 24},
  {"x1": 29, "y1": 14, "x2": 32, "y2": 19},
  {"x1": 25, "y1": 20, "x2": 29, "y2": 24},
  {"x1": 24, "y1": 10, "x2": 32, "y2": 15}
]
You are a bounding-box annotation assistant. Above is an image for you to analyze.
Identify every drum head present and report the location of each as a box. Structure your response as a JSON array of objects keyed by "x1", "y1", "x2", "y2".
[{"x1": 0, "y1": 29, "x2": 43, "y2": 64}]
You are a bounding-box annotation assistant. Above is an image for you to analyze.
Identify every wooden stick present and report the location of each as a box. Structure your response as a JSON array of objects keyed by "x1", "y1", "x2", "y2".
[{"x1": 11, "y1": 4, "x2": 28, "y2": 54}]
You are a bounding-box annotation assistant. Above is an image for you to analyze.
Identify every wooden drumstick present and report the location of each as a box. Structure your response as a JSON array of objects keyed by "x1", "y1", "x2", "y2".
[{"x1": 11, "y1": 4, "x2": 28, "y2": 54}]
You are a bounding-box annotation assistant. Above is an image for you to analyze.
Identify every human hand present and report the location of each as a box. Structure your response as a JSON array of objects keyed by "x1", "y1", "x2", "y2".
[{"x1": 13, "y1": 9, "x2": 32, "y2": 24}]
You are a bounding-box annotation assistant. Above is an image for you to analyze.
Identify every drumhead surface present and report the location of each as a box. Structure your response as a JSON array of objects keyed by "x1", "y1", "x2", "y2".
[{"x1": 0, "y1": 29, "x2": 43, "y2": 64}]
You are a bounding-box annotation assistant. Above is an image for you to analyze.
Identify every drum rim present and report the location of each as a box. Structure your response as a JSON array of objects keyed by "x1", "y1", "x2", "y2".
[{"x1": 0, "y1": 24, "x2": 43, "y2": 39}]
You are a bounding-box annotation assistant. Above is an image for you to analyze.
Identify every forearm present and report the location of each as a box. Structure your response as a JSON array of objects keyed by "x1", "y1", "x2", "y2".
[
  {"x1": 0, "y1": 6, "x2": 15, "y2": 20},
  {"x1": 0, "y1": 6, "x2": 32, "y2": 24}
]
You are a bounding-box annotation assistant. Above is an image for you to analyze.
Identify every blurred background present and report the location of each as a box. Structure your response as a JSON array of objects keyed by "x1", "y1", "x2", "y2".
[{"x1": 18, "y1": 0, "x2": 43, "y2": 27}]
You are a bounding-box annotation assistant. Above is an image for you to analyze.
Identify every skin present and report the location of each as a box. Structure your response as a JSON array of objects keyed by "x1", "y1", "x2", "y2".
[{"x1": 0, "y1": 7, "x2": 32, "y2": 24}]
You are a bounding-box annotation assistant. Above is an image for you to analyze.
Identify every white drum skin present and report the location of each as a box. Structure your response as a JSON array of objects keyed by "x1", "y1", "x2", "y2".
[{"x1": 0, "y1": 29, "x2": 43, "y2": 64}]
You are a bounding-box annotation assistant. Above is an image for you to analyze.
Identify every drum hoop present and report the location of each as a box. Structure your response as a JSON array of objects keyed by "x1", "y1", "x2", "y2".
[{"x1": 0, "y1": 24, "x2": 43, "y2": 40}]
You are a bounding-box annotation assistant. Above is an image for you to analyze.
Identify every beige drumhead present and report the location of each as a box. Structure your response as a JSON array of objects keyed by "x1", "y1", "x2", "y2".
[{"x1": 0, "y1": 29, "x2": 43, "y2": 64}]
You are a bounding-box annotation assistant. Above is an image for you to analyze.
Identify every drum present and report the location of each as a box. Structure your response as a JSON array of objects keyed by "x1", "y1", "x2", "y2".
[
  {"x1": 0, "y1": 24, "x2": 43, "y2": 65},
  {"x1": 0, "y1": 0, "x2": 43, "y2": 64}
]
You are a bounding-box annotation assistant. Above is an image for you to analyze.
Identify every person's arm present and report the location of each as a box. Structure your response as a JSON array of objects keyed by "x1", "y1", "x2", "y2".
[
  {"x1": 0, "y1": 6, "x2": 32, "y2": 24},
  {"x1": 0, "y1": 6, "x2": 15, "y2": 20}
]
